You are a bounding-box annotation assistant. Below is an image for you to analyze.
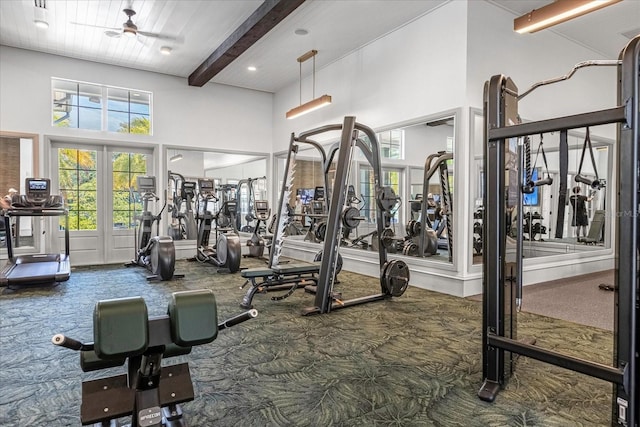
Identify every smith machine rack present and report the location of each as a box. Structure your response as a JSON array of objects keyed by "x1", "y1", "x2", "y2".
[
  {"x1": 478, "y1": 36, "x2": 638, "y2": 426},
  {"x1": 268, "y1": 116, "x2": 410, "y2": 315}
]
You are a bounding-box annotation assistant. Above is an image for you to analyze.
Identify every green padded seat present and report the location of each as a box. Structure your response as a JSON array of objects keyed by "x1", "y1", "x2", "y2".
[
  {"x1": 94, "y1": 296, "x2": 148, "y2": 360},
  {"x1": 80, "y1": 350, "x2": 126, "y2": 372},
  {"x1": 169, "y1": 290, "x2": 218, "y2": 347}
]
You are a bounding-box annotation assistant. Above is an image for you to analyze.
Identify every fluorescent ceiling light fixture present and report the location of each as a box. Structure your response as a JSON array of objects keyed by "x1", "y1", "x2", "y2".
[
  {"x1": 286, "y1": 95, "x2": 332, "y2": 120},
  {"x1": 160, "y1": 46, "x2": 172, "y2": 55},
  {"x1": 170, "y1": 153, "x2": 183, "y2": 162},
  {"x1": 514, "y1": 0, "x2": 622, "y2": 34},
  {"x1": 286, "y1": 49, "x2": 332, "y2": 119}
]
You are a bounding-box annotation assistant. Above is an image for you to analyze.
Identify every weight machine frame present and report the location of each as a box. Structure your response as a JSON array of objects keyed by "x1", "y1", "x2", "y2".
[
  {"x1": 478, "y1": 37, "x2": 638, "y2": 426},
  {"x1": 269, "y1": 116, "x2": 409, "y2": 316}
]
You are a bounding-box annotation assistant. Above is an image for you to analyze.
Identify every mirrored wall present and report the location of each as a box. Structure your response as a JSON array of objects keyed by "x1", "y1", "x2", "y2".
[
  {"x1": 165, "y1": 148, "x2": 269, "y2": 241},
  {"x1": 274, "y1": 114, "x2": 456, "y2": 264},
  {"x1": 469, "y1": 109, "x2": 613, "y2": 265},
  {"x1": 0, "y1": 133, "x2": 39, "y2": 255}
]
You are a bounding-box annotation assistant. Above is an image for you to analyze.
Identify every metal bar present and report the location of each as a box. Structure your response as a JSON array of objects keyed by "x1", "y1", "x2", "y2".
[
  {"x1": 314, "y1": 117, "x2": 357, "y2": 313},
  {"x1": 613, "y1": 35, "x2": 639, "y2": 427},
  {"x1": 554, "y1": 131, "x2": 568, "y2": 238},
  {"x1": 268, "y1": 134, "x2": 296, "y2": 268},
  {"x1": 489, "y1": 107, "x2": 626, "y2": 141},
  {"x1": 488, "y1": 334, "x2": 624, "y2": 385},
  {"x1": 480, "y1": 75, "x2": 510, "y2": 396},
  {"x1": 418, "y1": 152, "x2": 453, "y2": 256},
  {"x1": 297, "y1": 124, "x2": 344, "y2": 141},
  {"x1": 515, "y1": 141, "x2": 524, "y2": 311},
  {"x1": 517, "y1": 60, "x2": 621, "y2": 100}
]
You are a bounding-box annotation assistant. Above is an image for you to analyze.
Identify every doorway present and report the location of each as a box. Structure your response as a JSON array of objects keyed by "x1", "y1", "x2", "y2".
[{"x1": 50, "y1": 142, "x2": 153, "y2": 265}]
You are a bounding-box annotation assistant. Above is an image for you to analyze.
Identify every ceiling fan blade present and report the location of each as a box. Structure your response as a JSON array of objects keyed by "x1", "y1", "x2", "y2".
[
  {"x1": 137, "y1": 31, "x2": 182, "y2": 43},
  {"x1": 70, "y1": 21, "x2": 121, "y2": 31},
  {"x1": 104, "y1": 30, "x2": 122, "y2": 38}
]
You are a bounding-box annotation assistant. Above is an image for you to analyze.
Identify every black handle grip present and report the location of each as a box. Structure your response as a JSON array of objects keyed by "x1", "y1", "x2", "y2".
[
  {"x1": 51, "y1": 334, "x2": 93, "y2": 351},
  {"x1": 574, "y1": 174, "x2": 593, "y2": 186},
  {"x1": 534, "y1": 177, "x2": 553, "y2": 187},
  {"x1": 218, "y1": 309, "x2": 258, "y2": 331}
]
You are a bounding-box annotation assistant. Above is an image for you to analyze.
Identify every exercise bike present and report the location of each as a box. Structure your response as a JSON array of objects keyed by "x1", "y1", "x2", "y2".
[
  {"x1": 193, "y1": 179, "x2": 241, "y2": 273},
  {"x1": 52, "y1": 289, "x2": 257, "y2": 426},
  {"x1": 125, "y1": 176, "x2": 180, "y2": 281}
]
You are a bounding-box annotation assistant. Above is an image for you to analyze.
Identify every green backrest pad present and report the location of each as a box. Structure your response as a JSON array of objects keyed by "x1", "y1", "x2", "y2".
[
  {"x1": 169, "y1": 290, "x2": 218, "y2": 347},
  {"x1": 93, "y1": 296, "x2": 149, "y2": 360}
]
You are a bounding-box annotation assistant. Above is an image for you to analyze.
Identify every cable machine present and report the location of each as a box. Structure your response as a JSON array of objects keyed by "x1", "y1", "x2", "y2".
[{"x1": 478, "y1": 36, "x2": 638, "y2": 426}]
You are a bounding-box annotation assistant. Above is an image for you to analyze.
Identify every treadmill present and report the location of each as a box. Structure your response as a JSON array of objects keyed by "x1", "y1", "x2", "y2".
[{"x1": 0, "y1": 178, "x2": 71, "y2": 287}]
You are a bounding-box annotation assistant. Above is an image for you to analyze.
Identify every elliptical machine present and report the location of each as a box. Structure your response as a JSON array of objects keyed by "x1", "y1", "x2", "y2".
[
  {"x1": 246, "y1": 200, "x2": 272, "y2": 258},
  {"x1": 125, "y1": 176, "x2": 180, "y2": 281},
  {"x1": 167, "y1": 171, "x2": 198, "y2": 241},
  {"x1": 193, "y1": 179, "x2": 241, "y2": 273}
]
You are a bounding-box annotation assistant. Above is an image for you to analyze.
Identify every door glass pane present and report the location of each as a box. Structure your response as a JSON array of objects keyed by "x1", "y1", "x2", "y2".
[
  {"x1": 112, "y1": 152, "x2": 148, "y2": 230},
  {"x1": 58, "y1": 148, "x2": 98, "y2": 230}
]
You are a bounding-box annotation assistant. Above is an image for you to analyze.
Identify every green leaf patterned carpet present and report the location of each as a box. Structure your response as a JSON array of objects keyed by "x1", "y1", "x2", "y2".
[{"x1": 0, "y1": 257, "x2": 612, "y2": 426}]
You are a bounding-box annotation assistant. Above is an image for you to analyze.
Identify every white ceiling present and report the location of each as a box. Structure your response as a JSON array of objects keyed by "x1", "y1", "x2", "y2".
[{"x1": 0, "y1": 0, "x2": 638, "y2": 94}]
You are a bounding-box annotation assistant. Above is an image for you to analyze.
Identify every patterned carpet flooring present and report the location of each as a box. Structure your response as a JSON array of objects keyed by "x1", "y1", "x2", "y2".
[{"x1": 0, "y1": 257, "x2": 613, "y2": 426}]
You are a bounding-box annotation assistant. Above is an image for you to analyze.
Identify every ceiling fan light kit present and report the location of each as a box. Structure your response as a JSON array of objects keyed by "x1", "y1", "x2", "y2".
[
  {"x1": 286, "y1": 49, "x2": 332, "y2": 120},
  {"x1": 33, "y1": 0, "x2": 49, "y2": 29},
  {"x1": 514, "y1": 0, "x2": 622, "y2": 34}
]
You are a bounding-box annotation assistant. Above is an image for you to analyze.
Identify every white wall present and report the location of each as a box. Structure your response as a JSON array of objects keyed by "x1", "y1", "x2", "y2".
[
  {"x1": 207, "y1": 158, "x2": 267, "y2": 183},
  {"x1": 0, "y1": 46, "x2": 274, "y2": 160},
  {"x1": 272, "y1": 0, "x2": 469, "y2": 149},
  {"x1": 466, "y1": 1, "x2": 618, "y2": 139}
]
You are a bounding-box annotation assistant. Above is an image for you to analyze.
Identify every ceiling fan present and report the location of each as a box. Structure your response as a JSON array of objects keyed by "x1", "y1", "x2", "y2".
[{"x1": 72, "y1": 8, "x2": 178, "y2": 42}]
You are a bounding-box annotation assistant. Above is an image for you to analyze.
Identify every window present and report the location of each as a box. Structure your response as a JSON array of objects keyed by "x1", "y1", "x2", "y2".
[
  {"x1": 58, "y1": 148, "x2": 98, "y2": 230},
  {"x1": 378, "y1": 129, "x2": 404, "y2": 159},
  {"x1": 107, "y1": 88, "x2": 151, "y2": 134},
  {"x1": 359, "y1": 166, "x2": 403, "y2": 224},
  {"x1": 52, "y1": 81, "x2": 102, "y2": 130},
  {"x1": 52, "y1": 78, "x2": 152, "y2": 135},
  {"x1": 112, "y1": 153, "x2": 149, "y2": 229}
]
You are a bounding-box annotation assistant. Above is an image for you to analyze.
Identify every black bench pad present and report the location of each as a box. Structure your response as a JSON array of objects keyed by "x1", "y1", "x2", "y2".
[{"x1": 271, "y1": 262, "x2": 319, "y2": 275}]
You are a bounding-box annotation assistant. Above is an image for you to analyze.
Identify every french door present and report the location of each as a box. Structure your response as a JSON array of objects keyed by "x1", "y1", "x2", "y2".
[{"x1": 51, "y1": 142, "x2": 153, "y2": 266}]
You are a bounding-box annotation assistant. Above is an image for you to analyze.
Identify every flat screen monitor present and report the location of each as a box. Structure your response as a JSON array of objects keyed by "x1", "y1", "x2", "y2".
[
  {"x1": 298, "y1": 188, "x2": 314, "y2": 205},
  {"x1": 523, "y1": 168, "x2": 540, "y2": 206},
  {"x1": 313, "y1": 186, "x2": 325, "y2": 200}
]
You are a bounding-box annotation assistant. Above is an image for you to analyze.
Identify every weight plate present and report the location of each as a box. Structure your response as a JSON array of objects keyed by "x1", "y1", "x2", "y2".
[
  {"x1": 315, "y1": 222, "x2": 327, "y2": 241},
  {"x1": 381, "y1": 228, "x2": 395, "y2": 250},
  {"x1": 314, "y1": 250, "x2": 343, "y2": 278},
  {"x1": 381, "y1": 259, "x2": 410, "y2": 297},
  {"x1": 376, "y1": 186, "x2": 399, "y2": 212},
  {"x1": 342, "y1": 206, "x2": 361, "y2": 230}
]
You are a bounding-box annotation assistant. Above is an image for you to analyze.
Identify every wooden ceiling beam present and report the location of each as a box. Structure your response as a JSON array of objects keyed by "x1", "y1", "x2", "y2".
[{"x1": 188, "y1": 0, "x2": 306, "y2": 87}]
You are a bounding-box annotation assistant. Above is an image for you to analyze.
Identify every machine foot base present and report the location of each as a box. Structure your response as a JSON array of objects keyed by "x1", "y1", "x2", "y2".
[{"x1": 478, "y1": 380, "x2": 500, "y2": 402}]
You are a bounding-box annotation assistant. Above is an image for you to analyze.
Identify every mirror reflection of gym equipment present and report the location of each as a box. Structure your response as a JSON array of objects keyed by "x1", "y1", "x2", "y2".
[{"x1": 192, "y1": 178, "x2": 242, "y2": 273}]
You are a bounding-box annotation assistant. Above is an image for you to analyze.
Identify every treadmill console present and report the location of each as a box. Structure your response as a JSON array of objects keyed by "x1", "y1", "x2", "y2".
[
  {"x1": 136, "y1": 176, "x2": 157, "y2": 194},
  {"x1": 25, "y1": 178, "x2": 51, "y2": 204}
]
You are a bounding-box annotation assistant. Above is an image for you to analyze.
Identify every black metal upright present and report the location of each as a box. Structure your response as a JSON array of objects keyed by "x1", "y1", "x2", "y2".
[{"x1": 478, "y1": 35, "x2": 638, "y2": 427}]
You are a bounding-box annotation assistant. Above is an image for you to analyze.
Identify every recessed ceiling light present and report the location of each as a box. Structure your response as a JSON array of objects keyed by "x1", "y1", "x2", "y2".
[
  {"x1": 160, "y1": 46, "x2": 172, "y2": 55},
  {"x1": 294, "y1": 28, "x2": 308, "y2": 36},
  {"x1": 247, "y1": 66, "x2": 257, "y2": 71},
  {"x1": 34, "y1": 20, "x2": 49, "y2": 29}
]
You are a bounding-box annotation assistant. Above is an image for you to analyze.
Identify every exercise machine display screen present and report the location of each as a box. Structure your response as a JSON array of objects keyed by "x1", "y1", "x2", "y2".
[
  {"x1": 255, "y1": 201, "x2": 268, "y2": 212},
  {"x1": 182, "y1": 181, "x2": 196, "y2": 198},
  {"x1": 137, "y1": 176, "x2": 156, "y2": 193},
  {"x1": 198, "y1": 179, "x2": 214, "y2": 193},
  {"x1": 26, "y1": 178, "x2": 51, "y2": 202}
]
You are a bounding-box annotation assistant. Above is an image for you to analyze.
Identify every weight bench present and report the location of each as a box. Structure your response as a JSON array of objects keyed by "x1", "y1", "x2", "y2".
[
  {"x1": 240, "y1": 262, "x2": 321, "y2": 309},
  {"x1": 57, "y1": 290, "x2": 220, "y2": 426}
]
